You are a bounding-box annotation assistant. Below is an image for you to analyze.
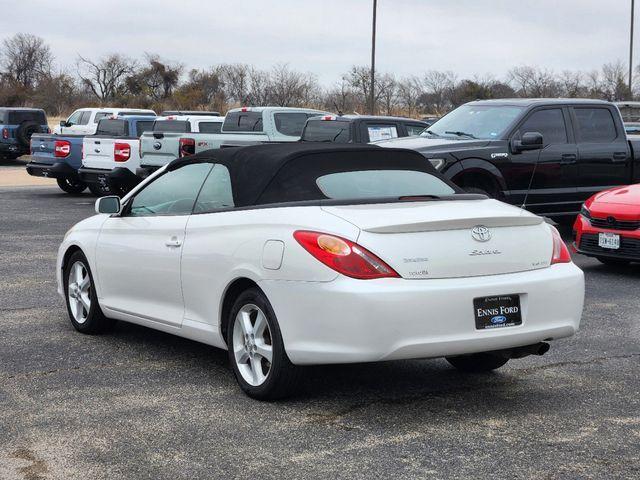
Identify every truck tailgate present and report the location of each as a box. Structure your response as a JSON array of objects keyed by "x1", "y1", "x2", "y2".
[
  {"x1": 140, "y1": 132, "x2": 182, "y2": 167},
  {"x1": 29, "y1": 134, "x2": 57, "y2": 165}
]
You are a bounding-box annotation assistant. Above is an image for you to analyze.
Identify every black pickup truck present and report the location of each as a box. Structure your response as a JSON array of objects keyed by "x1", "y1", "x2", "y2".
[
  {"x1": 300, "y1": 115, "x2": 428, "y2": 143},
  {"x1": 377, "y1": 99, "x2": 640, "y2": 219}
]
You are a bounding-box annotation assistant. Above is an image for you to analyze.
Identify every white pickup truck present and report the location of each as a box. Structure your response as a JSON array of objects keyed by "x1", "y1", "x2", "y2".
[
  {"x1": 137, "y1": 106, "x2": 330, "y2": 177},
  {"x1": 78, "y1": 114, "x2": 223, "y2": 195},
  {"x1": 54, "y1": 107, "x2": 156, "y2": 135}
]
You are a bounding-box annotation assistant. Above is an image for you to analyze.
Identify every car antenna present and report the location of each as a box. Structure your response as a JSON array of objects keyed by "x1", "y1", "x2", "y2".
[{"x1": 520, "y1": 146, "x2": 543, "y2": 211}]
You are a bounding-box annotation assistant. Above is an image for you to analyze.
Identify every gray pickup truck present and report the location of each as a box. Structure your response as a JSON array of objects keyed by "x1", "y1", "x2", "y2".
[{"x1": 137, "y1": 106, "x2": 330, "y2": 177}]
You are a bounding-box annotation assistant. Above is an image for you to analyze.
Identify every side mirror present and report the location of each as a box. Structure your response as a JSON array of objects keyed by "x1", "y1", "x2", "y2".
[
  {"x1": 511, "y1": 131, "x2": 544, "y2": 153},
  {"x1": 95, "y1": 196, "x2": 121, "y2": 214},
  {"x1": 59, "y1": 120, "x2": 69, "y2": 127}
]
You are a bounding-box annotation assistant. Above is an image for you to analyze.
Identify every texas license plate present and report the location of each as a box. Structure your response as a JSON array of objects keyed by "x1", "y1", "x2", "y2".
[
  {"x1": 598, "y1": 232, "x2": 620, "y2": 249},
  {"x1": 473, "y1": 294, "x2": 522, "y2": 330}
]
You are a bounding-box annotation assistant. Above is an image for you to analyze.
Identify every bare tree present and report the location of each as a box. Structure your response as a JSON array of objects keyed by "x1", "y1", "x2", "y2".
[
  {"x1": 376, "y1": 73, "x2": 397, "y2": 115},
  {"x1": 600, "y1": 61, "x2": 631, "y2": 101},
  {"x1": 508, "y1": 66, "x2": 559, "y2": 97},
  {"x1": 345, "y1": 66, "x2": 375, "y2": 113},
  {"x1": 218, "y1": 64, "x2": 251, "y2": 106},
  {"x1": 422, "y1": 70, "x2": 456, "y2": 113},
  {"x1": 323, "y1": 78, "x2": 358, "y2": 114},
  {"x1": 558, "y1": 70, "x2": 584, "y2": 97},
  {"x1": 77, "y1": 54, "x2": 137, "y2": 101},
  {"x1": 396, "y1": 76, "x2": 423, "y2": 117},
  {"x1": 1, "y1": 33, "x2": 53, "y2": 89},
  {"x1": 127, "y1": 54, "x2": 182, "y2": 101}
]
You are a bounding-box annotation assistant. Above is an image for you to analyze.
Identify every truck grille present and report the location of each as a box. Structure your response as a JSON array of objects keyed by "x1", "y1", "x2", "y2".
[
  {"x1": 589, "y1": 216, "x2": 640, "y2": 231},
  {"x1": 579, "y1": 233, "x2": 640, "y2": 257}
]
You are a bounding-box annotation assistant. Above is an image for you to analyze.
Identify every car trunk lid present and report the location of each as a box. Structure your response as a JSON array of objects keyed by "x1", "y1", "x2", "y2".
[
  {"x1": 322, "y1": 199, "x2": 552, "y2": 279},
  {"x1": 82, "y1": 137, "x2": 118, "y2": 170}
]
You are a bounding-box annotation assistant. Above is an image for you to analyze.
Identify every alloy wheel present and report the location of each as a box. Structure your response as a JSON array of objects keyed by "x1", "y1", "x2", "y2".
[
  {"x1": 232, "y1": 304, "x2": 273, "y2": 386},
  {"x1": 67, "y1": 261, "x2": 91, "y2": 324}
]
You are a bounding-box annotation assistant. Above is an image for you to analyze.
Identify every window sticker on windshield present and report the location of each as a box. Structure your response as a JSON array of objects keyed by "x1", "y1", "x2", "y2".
[{"x1": 368, "y1": 126, "x2": 398, "y2": 142}]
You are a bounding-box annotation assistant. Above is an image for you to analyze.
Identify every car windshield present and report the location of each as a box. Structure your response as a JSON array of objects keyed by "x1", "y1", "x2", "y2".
[
  {"x1": 425, "y1": 105, "x2": 524, "y2": 140},
  {"x1": 316, "y1": 170, "x2": 455, "y2": 199}
]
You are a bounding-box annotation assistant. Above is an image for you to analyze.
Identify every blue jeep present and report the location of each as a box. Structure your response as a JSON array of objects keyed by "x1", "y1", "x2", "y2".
[{"x1": 0, "y1": 108, "x2": 49, "y2": 159}]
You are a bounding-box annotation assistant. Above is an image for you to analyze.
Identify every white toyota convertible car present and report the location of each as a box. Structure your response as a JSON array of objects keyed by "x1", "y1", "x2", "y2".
[{"x1": 57, "y1": 143, "x2": 584, "y2": 399}]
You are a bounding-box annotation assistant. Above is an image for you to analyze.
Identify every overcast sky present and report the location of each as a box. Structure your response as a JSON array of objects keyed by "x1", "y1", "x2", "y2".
[{"x1": 2, "y1": 0, "x2": 635, "y2": 85}]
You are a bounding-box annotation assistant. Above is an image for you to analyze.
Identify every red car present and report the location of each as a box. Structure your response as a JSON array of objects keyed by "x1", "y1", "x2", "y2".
[{"x1": 573, "y1": 184, "x2": 640, "y2": 265}]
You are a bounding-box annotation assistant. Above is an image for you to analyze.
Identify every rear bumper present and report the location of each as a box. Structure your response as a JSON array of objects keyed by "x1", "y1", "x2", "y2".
[
  {"x1": 109, "y1": 167, "x2": 142, "y2": 189},
  {"x1": 573, "y1": 214, "x2": 640, "y2": 260},
  {"x1": 26, "y1": 161, "x2": 77, "y2": 179},
  {"x1": 78, "y1": 167, "x2": 110, "y2": 186},
  {"x1": 0, "y1": 142, "x2": 26, "y2": 155},
  {"x1": 259, "y1": 262, "x2": 584, "y2": 365}
]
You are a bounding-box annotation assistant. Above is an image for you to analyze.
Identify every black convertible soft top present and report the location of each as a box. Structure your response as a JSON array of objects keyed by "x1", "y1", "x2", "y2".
[{"x1": 167, "y1": 143, "x2": 463, "y2": 207}]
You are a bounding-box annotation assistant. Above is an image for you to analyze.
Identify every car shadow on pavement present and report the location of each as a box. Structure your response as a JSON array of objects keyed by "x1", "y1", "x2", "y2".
[{"x1": 101, "y1": 320, "x2": 543, "y2": 407}]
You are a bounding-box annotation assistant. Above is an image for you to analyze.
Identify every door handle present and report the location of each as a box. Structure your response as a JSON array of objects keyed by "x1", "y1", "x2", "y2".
[
  {"x1": 560, "y1": 153, "x2": 577, "y2": 164},
  {"x1": 165, "y1": 236, "x2": 182, "y2": 247},
  {"x1": 612, "y1": 152, "x2": 628, "y2": 162}
]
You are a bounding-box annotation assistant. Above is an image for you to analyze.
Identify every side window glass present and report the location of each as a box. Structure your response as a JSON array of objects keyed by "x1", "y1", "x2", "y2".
[
  {"x1": 519, "y1": 109, "x2": 567, "y2": 145},
  {"x1": 274, "y1": 113, "x2": 310, "y2": 136},
  {"x1": 128, "y1": 163, "x2": 212, "y2": 217},
  {"x1": 78, "y1": 111, "x2": 92, "y2": 125},
  {"x1": 194, "y1": 165, "x2": 234, "y2": 213},
  {"x1": 94, "y1": 112, "x2": 112, "y2": 124},
  {"x1": 367, "y1": 124, "x2": 398, "y2": 142},
  {"x1": 66, "y1": 111, "x2": 82, "y2": 125},
  {"x1": 198, "y1": 122, "x2": 222, "y2": 134},
  {"x1": 405, "y1": 124, "x2": 426, "y2": 136},
  {"x1": 573, "y1": 108, "x2": 617, "y2": 143}
]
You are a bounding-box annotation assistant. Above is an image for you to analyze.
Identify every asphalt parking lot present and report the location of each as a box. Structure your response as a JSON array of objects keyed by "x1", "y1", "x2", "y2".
[{"x1": 1, "y1": 168, "x2": 639, "y2": 479}]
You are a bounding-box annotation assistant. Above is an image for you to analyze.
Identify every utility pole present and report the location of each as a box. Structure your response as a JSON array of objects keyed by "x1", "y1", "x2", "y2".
[
  {"x1": 370, "y1": 0, "x2": 377, "y2": 115},
  {"x1": 630, "y1": 0, "x2": 635, "y2": 95}
]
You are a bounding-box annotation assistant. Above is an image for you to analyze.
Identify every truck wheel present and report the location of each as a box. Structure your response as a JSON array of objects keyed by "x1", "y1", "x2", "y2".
[
  {"x1": 446, "y1": 353, "x2": 509, "y2": 372},
  {"x1": 88, "y1": 183, "x2": 113, "y2": 196},
  {"x1": 597, "y1": 257, "x2": 631, "y2": 266},
  {"x1": 57, "y1": 178, "x2": 87, "y2": 194}
]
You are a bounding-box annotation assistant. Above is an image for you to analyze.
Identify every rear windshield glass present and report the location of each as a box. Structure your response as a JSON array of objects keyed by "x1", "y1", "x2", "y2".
[
  {"x1": 136, "y1": 121, "x2": 155, "y2": 137},
  {"x1": 152, "y1": 120, "x2": 191, "y2": 133},
  {"x1": 274, "y1": 113, "x2": 312, "y2": 136},
  {"x1": 198, "y1": 121, "x2": 222, "y2": 134},
  {"x1": 223, "y1": 111, "x2": 263, "y2": 132},
  {"x1": 316, "y1": 170, "x2": 455, "y2": 199},
  {"x1": 7, "y1": 110, "x2": 47, "y2": 124},
  {"x1": 96, "y1": 119, "x2": 128, "y2": 136},
  {"x1": 302, "y1": 120, "x2": 351, "y2": 142}
]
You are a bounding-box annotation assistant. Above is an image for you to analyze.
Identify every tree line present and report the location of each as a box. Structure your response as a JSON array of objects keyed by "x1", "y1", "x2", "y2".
[{"x1": 0, "y1": 33, "x2": 637, "y2": 118}]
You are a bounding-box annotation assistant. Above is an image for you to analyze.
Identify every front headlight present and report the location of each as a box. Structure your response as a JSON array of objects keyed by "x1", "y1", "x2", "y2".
[
  {"x1": 428, "y1": 158, "x2": 445, "y2": 170},
  {"x1": 580, "y1": 204, "x2": 591, "y2": 219}
]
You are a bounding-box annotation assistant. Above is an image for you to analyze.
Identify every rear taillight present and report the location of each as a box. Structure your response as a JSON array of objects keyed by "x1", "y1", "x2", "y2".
[
  {"x1": 293, "y1": 230, "x2": 399, "y2": 280},
  {"x1": 550, "y1": 226, "x2": 571, "y2": 264},
  {"x1": 114, "y1": 142, "x2": 131, "y2": 162},
  {"x1": 54, "y1": 140, "x2": 71, "y2": 158},
  {"x1": 179, "y1": 137, "x2": 195, "y2": 157},
  {"x1": 2, "y1": 128, "x2": 8, "y2": 139}
]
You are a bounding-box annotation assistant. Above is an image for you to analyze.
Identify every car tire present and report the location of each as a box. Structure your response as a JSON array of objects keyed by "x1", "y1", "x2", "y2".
[
  {"x1": 88, "y1": 183, "x2": 113, "y2": 196},
  {"x1": 446, "y1": 352, "x2": 509, "y2": 373},
  {"x1": 597, "y1": 257, "x2": 631, "y2": 266},
  {"x1": 227, "y1": 288, "x2": 301, "y2": 400},
  {"x1": 57, "y1": 177, "x2": 87, "y2": 194},
  {"x1": 63, "y1": 251, "x2": 114, "y2": 334},
  {"x1": 464, "y1": 187, "x2": 493, "y2": 198}
]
